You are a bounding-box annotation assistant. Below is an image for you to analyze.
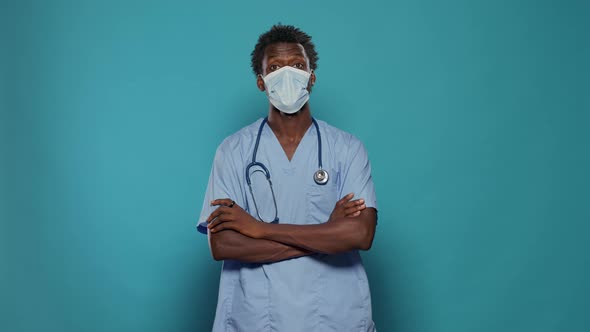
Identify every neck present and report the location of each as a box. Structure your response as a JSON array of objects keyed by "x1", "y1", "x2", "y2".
[{"x1": 267, "y1": 104, "x2": 313, "y2": 139}]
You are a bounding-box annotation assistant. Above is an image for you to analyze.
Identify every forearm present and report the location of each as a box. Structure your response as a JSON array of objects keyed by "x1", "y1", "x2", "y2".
[
  {"x1": 258, "y1": 208, "x2": 377, "y2": 255},
  {"x1": 210, "y1": 229, "x2": 312, "y2": 263}
]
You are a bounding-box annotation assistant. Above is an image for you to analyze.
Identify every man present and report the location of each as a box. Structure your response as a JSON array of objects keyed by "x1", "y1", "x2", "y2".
[{"x1": 197, "y1": 24, "x2": 378, "y2": 331}]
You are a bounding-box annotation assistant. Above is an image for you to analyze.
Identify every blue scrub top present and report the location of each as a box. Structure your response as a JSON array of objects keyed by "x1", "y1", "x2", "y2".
[{"x1": 198, "y1": 118, "x2": 378, "y2": 332}]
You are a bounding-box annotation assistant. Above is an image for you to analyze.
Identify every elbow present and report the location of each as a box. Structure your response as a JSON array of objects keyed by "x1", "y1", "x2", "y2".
[
  {"x1": 358, "y1": 210, "x2": 377, "y2": 251},
  {"x1": 358, "y1": 235, "x2": 374, "y2": 251},
  {"x1": 210, "y1": 235, "x2": 226, "y2": 261},
  {"x1": 357, "y1": 225, "x2": 375, "y2": 251},
  {"x1": 212, "y1": 249, "x2": 224, "y2": 261}
]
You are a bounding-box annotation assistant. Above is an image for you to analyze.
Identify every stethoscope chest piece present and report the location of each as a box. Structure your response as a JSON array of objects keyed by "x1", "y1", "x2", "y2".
[{"x1": 314, "y1": 169, "x2": 329, "y2": 185}]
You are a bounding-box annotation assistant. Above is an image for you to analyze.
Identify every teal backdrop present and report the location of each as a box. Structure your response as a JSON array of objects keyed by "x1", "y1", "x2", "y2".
[{"x1": 2, "y1": 0, "x2": 589, "y2": 331}]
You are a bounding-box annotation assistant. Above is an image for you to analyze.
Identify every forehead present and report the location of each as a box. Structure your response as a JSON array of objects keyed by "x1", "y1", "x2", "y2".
[{"x1": 264, "y1": 42, "x2": 308, "y2": 60}]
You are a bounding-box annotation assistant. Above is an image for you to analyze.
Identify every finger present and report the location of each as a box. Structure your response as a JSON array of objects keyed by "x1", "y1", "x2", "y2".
[
  {"x1": 344, "y1": 210, "x2": 362, "y2": 218},
  {"x1": 344, "y1": 204, "x2": 366, "y2": 216},
  {"x1": 342, "y1": 198, "x2": 364, "y2": 209},
  {"x1": 336, "y1": 193, "x2": 354, "y2": 206},
  {"x1": 340, "y1": 201, "x2": 363, "y2": 214},
  {"x1": 208, "y1": 217, "x2": 224, "y2": 230},
  {"x1": 211, "y1": 222, "x2": 237, "y2": 233},
  {"x1": 211, "y1": 198, "x2": 234, "y2": 207},
  {"x1": 208, "y1": 211, "x2": 233, "y2": 229},
  {"x1": 206, "y1": 207, "x2": 224, "y2": 223},
  {"x1": 207, "y1": 206, "x2": 230, "y2": 223},
  {"x1": 210, "y1": 222, "x2": 230, "y2": 233}
]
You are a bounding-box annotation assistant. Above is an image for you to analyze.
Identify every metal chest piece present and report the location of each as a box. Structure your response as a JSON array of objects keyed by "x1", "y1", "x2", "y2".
[{"x1": 314, "y1": 169, "x2": 329, "y2": 185}]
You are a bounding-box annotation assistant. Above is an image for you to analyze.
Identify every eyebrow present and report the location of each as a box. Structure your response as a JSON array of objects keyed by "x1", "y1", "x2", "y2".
[{"x1": 266, "y1": 54, "x2": 306, "y2": 61}]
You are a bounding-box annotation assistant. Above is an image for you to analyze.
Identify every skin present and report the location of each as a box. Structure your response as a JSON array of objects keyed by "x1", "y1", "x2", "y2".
[
  {"x1": 208, "y1": 194, "x2": 367, "y2": 263},
  {"x1": 208, "y1": 42, "x2": 377, "y2": 262},
  {"x1": 208, "y1": 197, "x2": 376, "y2": 255}
]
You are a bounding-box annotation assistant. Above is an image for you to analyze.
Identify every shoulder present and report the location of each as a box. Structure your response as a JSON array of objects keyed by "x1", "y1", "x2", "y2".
[
  {"x1": 315, "y1": 119, "x2": 367, "y2": 154},
  {"x1": 215, "y1": 118, "x2": 264, "y2": 156}
]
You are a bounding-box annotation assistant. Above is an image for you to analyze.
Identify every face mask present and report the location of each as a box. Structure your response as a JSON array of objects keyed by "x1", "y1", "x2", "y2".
[{"x1": 262, "y1": 66, "x2": 311, "y2": 114}]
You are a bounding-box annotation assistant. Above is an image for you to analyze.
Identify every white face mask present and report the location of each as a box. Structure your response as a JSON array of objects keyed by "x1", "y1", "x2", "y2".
[{"x1": 262, "y1": 66, "x2": 311, "y2": 114}]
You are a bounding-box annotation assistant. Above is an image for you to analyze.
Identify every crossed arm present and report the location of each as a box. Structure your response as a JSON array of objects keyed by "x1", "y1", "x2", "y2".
[
  {"x1": 207, "y1": 194, "x2": 377, "y2": 263},
  {"x1": 209, "y1": 229, "x2": 312, "y2": 263}
]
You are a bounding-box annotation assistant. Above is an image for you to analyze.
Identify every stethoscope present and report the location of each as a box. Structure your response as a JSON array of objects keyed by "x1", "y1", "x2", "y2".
[{"x1": 245, "y1": 117, "x2": 329, "y2": 223}]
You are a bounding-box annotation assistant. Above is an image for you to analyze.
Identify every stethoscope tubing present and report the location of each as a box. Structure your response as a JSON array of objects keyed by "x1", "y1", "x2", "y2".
[{"x1": 245, "y1": 117, "x2": 327, "y2": 223}]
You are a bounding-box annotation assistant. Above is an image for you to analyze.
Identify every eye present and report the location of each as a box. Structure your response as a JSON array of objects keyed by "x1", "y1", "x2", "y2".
[
  {"x1": 269, "y1": 64, "x2": 280, "y2": 71},
  {"x1": 293, "y1": 63, "x2": 304, "y2": 69}
]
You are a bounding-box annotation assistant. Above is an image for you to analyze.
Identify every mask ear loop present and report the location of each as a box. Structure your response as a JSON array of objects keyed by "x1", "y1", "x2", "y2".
[{"x1": 258, "y1": 73, "x2": 267, "y2": 91}]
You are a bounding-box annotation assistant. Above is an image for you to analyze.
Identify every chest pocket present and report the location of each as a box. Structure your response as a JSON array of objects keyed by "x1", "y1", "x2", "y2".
[{"x1": 306, "y1": 171, "x2": 339, "y2": 224}]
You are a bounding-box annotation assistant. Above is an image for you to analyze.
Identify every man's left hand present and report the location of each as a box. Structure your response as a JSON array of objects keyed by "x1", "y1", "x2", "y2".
[{"x1": 207, "y1": 198, "x2": 264, "y2": 238}]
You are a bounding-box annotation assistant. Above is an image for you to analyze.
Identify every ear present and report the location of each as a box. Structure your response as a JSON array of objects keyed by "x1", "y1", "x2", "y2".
[
  {"x1": 257, "y1": 74, "x2": 266, "y2": 91},
  {"x1": 307, "y1": 70, "x2": 316, "y2": 92}
]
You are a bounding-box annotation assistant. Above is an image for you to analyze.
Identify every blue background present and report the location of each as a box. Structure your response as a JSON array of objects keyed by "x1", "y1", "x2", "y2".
[{"x1": 2, "y1": 0, "x2": 589, "y2": 331}]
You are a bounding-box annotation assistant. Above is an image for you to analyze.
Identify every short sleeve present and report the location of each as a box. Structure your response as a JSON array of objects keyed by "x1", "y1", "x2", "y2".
[
  {"x1": 339, "y1": 137, "x2": 377, "y2": 211},
  {"x1": 197, "y1": 141, "x2": 245, "y2": 235}
]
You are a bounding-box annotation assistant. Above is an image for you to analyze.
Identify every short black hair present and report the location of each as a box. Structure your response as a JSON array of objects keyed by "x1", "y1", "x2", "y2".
[{"x1": 251, "y1": 24, "x2": 319, "y2": 76}]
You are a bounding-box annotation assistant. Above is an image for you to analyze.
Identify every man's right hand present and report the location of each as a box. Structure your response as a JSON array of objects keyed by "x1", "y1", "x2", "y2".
[{"x1": 328, "y1": 193, "x2": 366, "y2": 222}]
